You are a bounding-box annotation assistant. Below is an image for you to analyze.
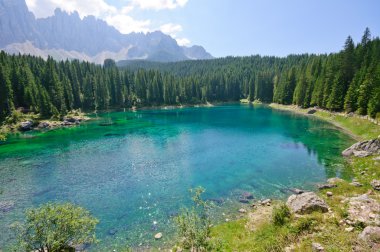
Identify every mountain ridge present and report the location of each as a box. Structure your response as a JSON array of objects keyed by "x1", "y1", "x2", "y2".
[{"x1": 0, "y1": 0, "x2": 213, "y2": 63}]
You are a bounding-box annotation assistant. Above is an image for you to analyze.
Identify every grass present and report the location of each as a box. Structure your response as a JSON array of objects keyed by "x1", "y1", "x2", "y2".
[
  {"x1": 315, "y1": 111, "x2": 380, "y2": 140},
  {"x1": 210, "y1": 104, "x2": 380, "y2": 252}
]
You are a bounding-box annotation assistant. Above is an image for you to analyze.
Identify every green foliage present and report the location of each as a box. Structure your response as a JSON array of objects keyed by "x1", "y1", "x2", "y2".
[
  {"x1": 0, "y1": 28, "x2": 379, "y2": 124},
  {"x1": 13, "y1": 202, "x2": 98, "y2": 252},
  {"x1": 272, "y1": 204, "x2": 291, "y2": 226},
  {"x1": 174, "y1": 187, "x2": 216, "y2": 251}
]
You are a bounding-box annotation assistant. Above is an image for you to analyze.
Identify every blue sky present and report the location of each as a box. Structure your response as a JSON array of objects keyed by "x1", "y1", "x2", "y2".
[{"x1": 26, "y1": 0, "x2": 380, "y2": 57}]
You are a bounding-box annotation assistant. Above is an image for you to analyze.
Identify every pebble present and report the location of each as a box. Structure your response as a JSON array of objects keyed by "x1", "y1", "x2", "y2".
[
  {"x1": 238, "y1": 208, "x2": 247, "y2": 213},
  {"x1": 345, "y1": 227, "x2": 354, "y2": 232},
  {"x1": 154, "y1": 232, "x2": 163, "y2": 239}
]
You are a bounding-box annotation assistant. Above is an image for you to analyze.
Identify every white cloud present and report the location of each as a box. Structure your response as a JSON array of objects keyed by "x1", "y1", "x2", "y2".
[
  {"x1": 160, "y1": 23, "x2": 182, "y2": 35},
  {"x1": 176, "y1": 38, "x2": 191, "y2": 46},
  {"x1": 160, "y1": 23, "x2": 190, "y2": 46},
  {"x1": 106, "y1": 15, "x2": 151, "y2": 34},
  {"x1": 130, "y1": 0, "x2": 188, "y2": 10}
]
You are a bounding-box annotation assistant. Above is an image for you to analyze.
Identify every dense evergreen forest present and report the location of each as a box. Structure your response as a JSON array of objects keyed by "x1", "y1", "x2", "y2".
[{"x1": 0, "y1": 28, "x2": 379, "y2": 124}]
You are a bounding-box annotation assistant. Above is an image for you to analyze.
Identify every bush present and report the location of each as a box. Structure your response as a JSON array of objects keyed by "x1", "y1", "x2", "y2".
[
  {"x1": 174, "y1": 187, "x2": 214, "y2": 251},
  {"x1": 13, "y1": 203, "x2": 98, "y2": 252},
  {"x1": 272, "y1": 204, "x2": 291, "y2": 226}
]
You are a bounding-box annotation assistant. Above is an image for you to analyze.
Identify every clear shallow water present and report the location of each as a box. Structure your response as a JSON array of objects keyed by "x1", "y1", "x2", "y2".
[{"x1": 0, "y1": 104, "x2": 354, "y2": 250}]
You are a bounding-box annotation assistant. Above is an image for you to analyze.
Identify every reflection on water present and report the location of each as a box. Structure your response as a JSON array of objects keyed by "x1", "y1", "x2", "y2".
[{"x1": 0, "y1": 104, "x2": 354, "y2": 250}]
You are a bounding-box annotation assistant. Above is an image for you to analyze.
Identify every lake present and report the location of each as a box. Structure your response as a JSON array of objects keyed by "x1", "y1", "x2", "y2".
[{"x1": 0, "y1": 104, "x2": 354, "y2": 250}]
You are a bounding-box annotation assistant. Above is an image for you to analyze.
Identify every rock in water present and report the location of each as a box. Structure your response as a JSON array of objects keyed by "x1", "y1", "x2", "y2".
[
  {"x1": 107, "y1": 229, "x2": 118, "y2": 236},
  {"x1": 370, "y1": 180, "x2": 380, "y2": 191},
  {"x1": 0, "y1": 201, "x2": 15, "y2": 212},
  {"x1": 241, "y1": 192, "x2": 254, "y2": 200},
  {"x1": 347, "y1": 194, "x2": 380, "y2": 226},
  {"x1": 286, "y1": 192, "x2": 329, "y2": 214},
  {"x1": 154, "y1": 232, "x2": 163, "y2": 239},
  {"x1": 342, "y1": 138, "x2": 380, "y2": 157}
]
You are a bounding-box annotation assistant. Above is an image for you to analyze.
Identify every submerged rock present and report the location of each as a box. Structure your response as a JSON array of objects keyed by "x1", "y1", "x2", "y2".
[
  {"x1": 342, "y1": 138, "x2": 380, "y2": 157},
  {"x1": 239, "y1": 198, "x2": 250, "y2": 204},
  {"x1": 154, "y1": 232, "x2": 162, "y2": 239},
  {"x1": 370, "y1": 180, "x2": 380, "y2": 191},
  {"x1": 347, "y1": 194, "x2": 380, "y2": 226},
  {"x1": 241, "y1": 192, "x2": 254, "y2": 200},
  {"x1": 107, "y1": 228, "x2": 118, "y2": 236},
  {"x1": 286, "y1": 192, "x2": 329, "y2": 214},
  {"x1": 0, "y1": 201, "x2": 15, "y2": 212}
]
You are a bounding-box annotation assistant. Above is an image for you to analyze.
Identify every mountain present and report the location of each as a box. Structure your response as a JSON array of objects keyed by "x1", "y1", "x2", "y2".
[{"x1": 0, "y1": 0, "x2": 213, "y2": 63}]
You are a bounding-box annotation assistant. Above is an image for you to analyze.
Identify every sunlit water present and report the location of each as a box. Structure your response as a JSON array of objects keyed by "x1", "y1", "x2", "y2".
[{"x1": 0, "y1": 104, "x2": 354, "y2": 250}]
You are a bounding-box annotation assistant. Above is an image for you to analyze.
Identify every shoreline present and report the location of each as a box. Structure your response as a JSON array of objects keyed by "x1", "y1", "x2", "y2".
[
  {"x1": 267, "y1": 103, "x2": 363, "y2": 141},
  {"x1": 210, "y1": 103, "x2": 380, "y2": 251}
]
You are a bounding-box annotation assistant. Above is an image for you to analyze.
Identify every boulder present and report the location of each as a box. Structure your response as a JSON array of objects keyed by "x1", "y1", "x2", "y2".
[
  {"x1": 307, "y1": 109, "x2": 317, "y2": 115},
  {"x1": 317, "y1": 183, "x2": 337, "y2": 190},
  {"x1": 350, "y1": 182, "x2": 363, "y2": 187},
  {"x1": 326, "y1": 192, "x2": 333, "y2": 197},
  {"x1": 370, "y1": 180, "x2": 380, "y2": 191},
  {"x1": 342, "y1": 138, "x2": 380, "y2": 157},
  {"x1": 287, "y1": 192, "x2": 329, "y2": 214},
  {"x1": 289, "y1": 188, "x2": 304, "y2": 195},
  {"x1": 37, "y1": 122, "x2": 50, "y2": 129},
  {"x1": 353, "y1": 151, "x2": 371, "y2": 158},
  {"x1": 311, "y1": 242, "x2": 325, "y2": 252},
  {"x1": 238, "y1": 208, "x2": 247, "y2": 213},
  {"x1": 19, "y1": 121, "x2": 33, "y2": 131},
  {"x1": 347, "y1": 194, "x2": 380, "y2": 226},
  {"x1": 261, "y1": 199, "x2": 271, "y2": 206},
  {"x1": 327, "y1": 177, "x2": 344, "y2": 184},
  {"x1": 358, "y1": 226, "x2": 380, "y2": 250}
]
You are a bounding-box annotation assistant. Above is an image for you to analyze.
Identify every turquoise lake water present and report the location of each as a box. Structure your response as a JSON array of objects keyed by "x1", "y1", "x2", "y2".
[{"x1": 0, "y1": 104, "x2": 354, "y2": 250}]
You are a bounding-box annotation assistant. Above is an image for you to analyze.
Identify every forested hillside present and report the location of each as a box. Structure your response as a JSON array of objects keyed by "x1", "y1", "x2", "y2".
[{"x1": 0, "y1": 28, "x2": 379, "y2": 124}]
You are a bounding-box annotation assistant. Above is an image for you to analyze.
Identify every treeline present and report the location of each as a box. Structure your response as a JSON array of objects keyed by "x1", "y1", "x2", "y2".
[{"x1": 0, "y1": 28, "x2": 379, "y2": 123}]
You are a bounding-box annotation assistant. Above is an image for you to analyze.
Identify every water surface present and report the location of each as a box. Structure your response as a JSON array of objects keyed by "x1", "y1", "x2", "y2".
[{"x1": 0, "y1": 104, "x2": 354, "y2": 250}]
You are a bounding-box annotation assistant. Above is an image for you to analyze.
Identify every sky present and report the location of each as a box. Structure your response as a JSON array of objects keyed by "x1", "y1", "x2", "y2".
[{"x1": 25, "y1": 0, "x2": 380, "y2": 57}]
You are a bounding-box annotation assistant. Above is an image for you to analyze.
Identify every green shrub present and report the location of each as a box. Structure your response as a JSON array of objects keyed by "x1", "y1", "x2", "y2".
[
  {"x1": 292, "y1": 217, "x2": 316, "y2": 234},
  {"x1": 174, "y1": 187, "x2": 215, "y2": 251},
  {"x1": 272, "y1": 204, "x2": 291, "y2": 226},
  {"x1": 13, "y1": 202, "x2": 98, "y2": 252}
]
